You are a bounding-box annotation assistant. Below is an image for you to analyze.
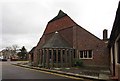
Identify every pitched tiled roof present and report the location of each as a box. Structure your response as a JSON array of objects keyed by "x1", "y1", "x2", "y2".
[
  {"x1": 42, "y1": 32, "x2": 72, "y2": 48},
  {"x1": 48, "y1": 10, "x2": 67, "y2": 23},
  {"x1": 44, "y1": 10, "x2": 77, "y2": 34}
]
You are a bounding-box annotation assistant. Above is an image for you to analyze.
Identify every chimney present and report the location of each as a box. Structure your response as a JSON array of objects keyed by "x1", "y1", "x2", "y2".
[{"x1": 103, "y1": 29, "x2": 108, "y2": 40}]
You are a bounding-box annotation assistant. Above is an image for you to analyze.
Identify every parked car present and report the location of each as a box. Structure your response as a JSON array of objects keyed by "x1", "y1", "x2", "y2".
[
  {"x1": 10, "y1": 58, "x2": 18, "y2": 61},
  {"x1": 0, "y1": 58, "x2": 7, "y2": 61}
]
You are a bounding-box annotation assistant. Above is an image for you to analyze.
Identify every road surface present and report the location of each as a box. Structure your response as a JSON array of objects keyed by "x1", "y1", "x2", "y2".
[
  {"x1": 1, "y1": 61, "x2": 97, "y2": 81},
  {"x1": 2, "y1": 61, "x2": 71, "y2": 79},
  {"x1": 1, "y1": 61, "x2": 87, "y2": 81}
]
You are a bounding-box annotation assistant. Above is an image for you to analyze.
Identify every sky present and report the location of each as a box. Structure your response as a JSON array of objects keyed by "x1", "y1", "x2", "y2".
[{"x1": 0, "y1": 0, "x2": 120, "y2": 51}]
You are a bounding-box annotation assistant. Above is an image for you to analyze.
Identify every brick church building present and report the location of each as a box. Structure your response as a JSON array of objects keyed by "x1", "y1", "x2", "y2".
[{"x1": 29, "y1": 10, "x2": 109, "y2": 69}]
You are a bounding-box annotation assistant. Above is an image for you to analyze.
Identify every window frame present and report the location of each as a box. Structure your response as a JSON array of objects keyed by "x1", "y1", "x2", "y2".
[{"x1": 79, "y1": 50, "x2": 93, "y2": 59}]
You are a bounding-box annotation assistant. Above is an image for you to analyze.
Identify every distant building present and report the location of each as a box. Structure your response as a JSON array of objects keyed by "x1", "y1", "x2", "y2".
[
  {"x1": 0, "y1": 51, "x2": 3, "y2": 59},
  {"x1": 1, "y1": 49, "x2": 11, "y2": 59},
  {"x1": 108, "y1": 1, "x2": 120, "y2": 81},
  {"x1": 29, "y1": 10, "x2": 109, "y2": 69}
]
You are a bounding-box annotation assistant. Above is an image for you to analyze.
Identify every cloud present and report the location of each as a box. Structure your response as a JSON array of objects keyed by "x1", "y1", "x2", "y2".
[
  {"x1": 2, "y1": 33, "x2": 40, "y2": 51},
  {"x1": 2, "y1": 3, "x2": 46, "y2": 35},
  {"x1": 1, "y1": 0, "x2": 120, "y2": 51}
]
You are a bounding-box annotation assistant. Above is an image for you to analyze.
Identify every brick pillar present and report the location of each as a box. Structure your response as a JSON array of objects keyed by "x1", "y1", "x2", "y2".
[
  {"x1": 71, "y1": 50, "x2": 74, "y2": 66},
  {"x1": 37, "y1": 49, "x2": 40, "y2": 65},
  {"x1": 46, "y1": 49, "x2": 49, "y2": 68},
  {"x1": 43, "y1": 49, "x2": 45, "y2": 68},
  {"x1": 51, "y1": 49, "x2": 54, "y2": 68},
  {"x1": 61, "y1": 49, "x2": 63, "y2": 67},
  {"x1": 69, "y1": 50, "x2": 72, "y2": 67},
  {"x1": 41, "y1": 50, "x2": 43, "y2": 66},
  {"x1": 65, "y1": 49, "x2": 68, "y2": 67},
  {"x1": 56, "y1": 49, "x2": 58, "y2": 67},
  {"x1": 39, "y1": 50, "x2": 42, "y2": 65},
  {"x1": 73, "y1": 26, "x2": 77, "y2": 59},
  {"x1": 76, "y1": 50, "x2": 79, "y2": 59}
]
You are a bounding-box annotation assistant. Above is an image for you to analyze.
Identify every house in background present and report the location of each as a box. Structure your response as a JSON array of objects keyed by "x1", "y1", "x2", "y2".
[
  {"x1": 108, "y1": 1, "x2": 120, "y2": 81},
  {"x1": 0, "y1": 49, "x2": 19, "y2": 61},
  {"x1": 0, "y1": 51, "x2": 3, "y2": 59},
  {"x1": 30, "y1": 10, "x2": 110, "y2": 69}
]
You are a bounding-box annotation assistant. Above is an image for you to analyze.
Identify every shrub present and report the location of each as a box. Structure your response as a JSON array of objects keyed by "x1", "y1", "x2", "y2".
[{"x1": 73, "y1": 59, "x2": 83, "y2": 67}]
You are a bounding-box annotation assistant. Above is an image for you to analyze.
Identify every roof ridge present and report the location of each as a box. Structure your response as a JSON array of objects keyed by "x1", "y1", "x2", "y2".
[{"x1": 48, "y1": 10, "x2": 67, "y2": 23}]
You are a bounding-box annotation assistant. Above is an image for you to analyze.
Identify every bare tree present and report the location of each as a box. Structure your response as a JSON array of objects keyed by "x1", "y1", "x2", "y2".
[
  {"x1": 11, "y1": 45, "x2": 19, "y2": 58},
  {"x1": 6, "y1": 46, "x2": 12, "y2": 51},
  {"x1": 12, "y1": 44, "x2": 19, "y2": 51},
  {"x1": 2, "y1": 45, "x2": 19, "y2": 59}
]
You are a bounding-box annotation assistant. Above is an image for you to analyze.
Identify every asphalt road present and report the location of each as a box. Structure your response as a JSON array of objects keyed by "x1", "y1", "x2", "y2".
[
  {"x1": 1, "y1": 61, "x2": 97, "y2": 81},
  {"x1": 2, "y1": 61, "x2": 70, "y2": 79}
]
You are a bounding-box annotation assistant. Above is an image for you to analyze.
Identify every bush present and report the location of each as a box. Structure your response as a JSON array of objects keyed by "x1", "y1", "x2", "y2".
[{"x1": 74, "y1": 59, "x2": 83, "y2": 67}]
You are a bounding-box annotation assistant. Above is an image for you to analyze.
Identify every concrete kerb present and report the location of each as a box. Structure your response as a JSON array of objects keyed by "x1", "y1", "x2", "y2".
[{"x1": 11, "y1": 63, "x2": 109, "y2": 81}]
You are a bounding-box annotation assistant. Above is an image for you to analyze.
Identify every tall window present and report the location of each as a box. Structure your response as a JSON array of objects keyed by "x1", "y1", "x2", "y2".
[
  {"x1": 58, "y1": 50, "x2": 61, "y2": 62},
  {"x1": 73, "y1": 49, "x2": 76, "y2": 58},
  {"x1": 79, "y1": 50, "x2": 93, "y2": 59},
  {"x1": 53, "y1": 50, "x2": 56, "y2": 62},
  {"x1": 62, "y1": 50, "x2": 65, "y2": 62},
  {"x1": 49, "y1": 50, "x2": 52, "y2": 59}
]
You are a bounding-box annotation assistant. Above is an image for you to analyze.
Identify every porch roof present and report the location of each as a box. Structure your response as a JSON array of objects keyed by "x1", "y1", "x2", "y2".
[{"x1": 42, "y1": 32, "x2": 72, "y2": 49}]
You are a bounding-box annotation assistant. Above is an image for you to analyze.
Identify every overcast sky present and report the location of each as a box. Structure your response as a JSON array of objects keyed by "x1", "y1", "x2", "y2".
[{"x1": 0, "y1": 0, "x2": 120, "y2": 51}]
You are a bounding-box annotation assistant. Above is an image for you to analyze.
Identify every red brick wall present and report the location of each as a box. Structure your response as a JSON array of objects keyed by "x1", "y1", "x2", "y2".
[
  {"x1": 33, "y1": 48, "x2": 38, "y2": 66},
  {"x1": 37, "y1": 35, "x2": 46, "y2": 48},
  {"x1": 75, "y1": 26, "x2": 109, "y2": 67},
  {"x1": 59, "y1": 27, "x2": 73, "y2": 46},
  {"x1": 33, "y1": 35, "x2": 45, "y2": 66},
  {"x1": 44, "y1": 16, "x2": 76, "y2": 34}
]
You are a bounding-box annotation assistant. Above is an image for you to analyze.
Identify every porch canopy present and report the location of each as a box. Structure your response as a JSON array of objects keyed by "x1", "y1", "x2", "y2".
[{"x1": 38, "y1": 31, "x2": 74, "y2": 68}]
